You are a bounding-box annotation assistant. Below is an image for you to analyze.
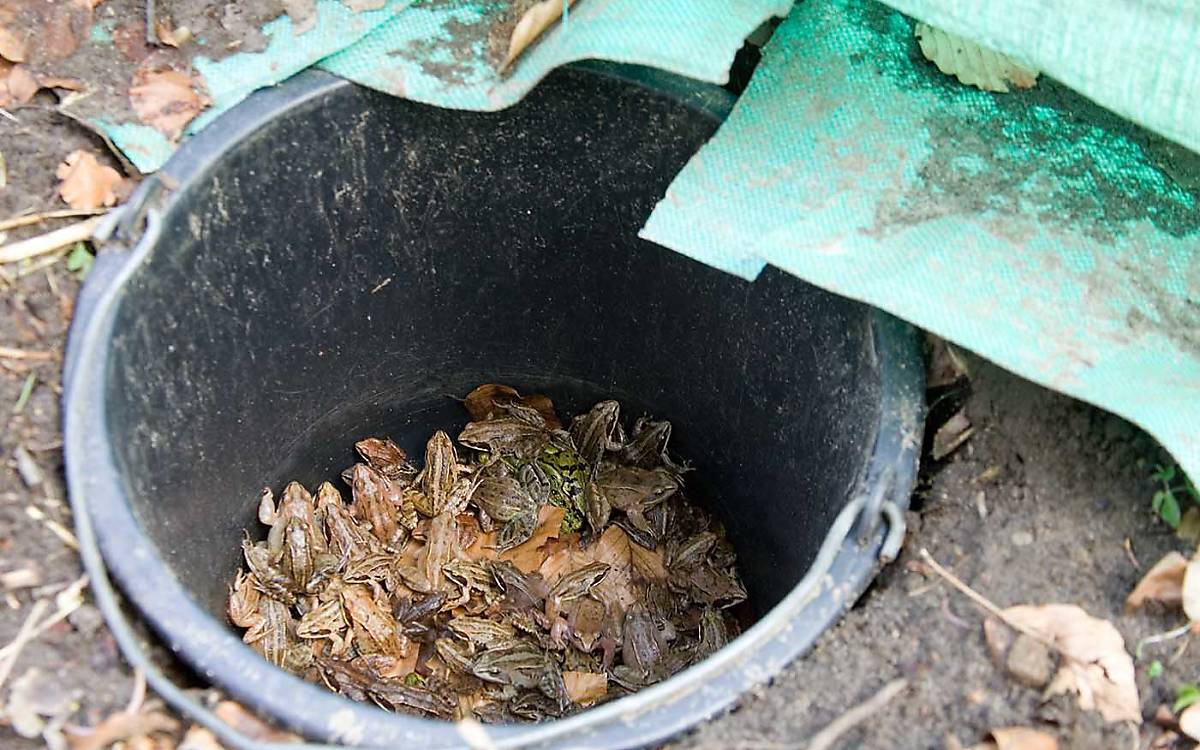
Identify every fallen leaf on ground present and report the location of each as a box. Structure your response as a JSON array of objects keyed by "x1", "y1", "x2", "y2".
[
  {"x1": 562, "y1": 671, "x2": 606, "y2": 705},
  {"x1": 1180, "y1": 703, "x2": 1200, "y2": 741},
  {"x1": 932, "y1": 409, "x2": 973, "y2": 460},
  {"x1": 3, "y1": 63, "x2": 37, "y2": 103},
  {"x1": 967, "y1": 727, "x2": 1058, "y2": 750},
  {"x1": 64, "y1": 702, "x2": 180, "y2": 750},
  {"x1": 1126, "y1": 551, "x2": 1188, "y2": 612},
  {"x1": 154, "y1": 18, "x2": 193, "y2": 47},
  {"x1": 1178, "y1": 507, "x2": 1200, "y2": 544},
  {"x1": 129, "y1": 67, "x2": 210, "y2": 139},
  {"x1": 915, "y1": 23, "x2": 1039, "y2": 92},
  {"x1": 1183, "y1": 554, "x2": 1200, "y2": 624},
  {"x1": 1002, "y1": 604, "x2": 1140, "y2": 723},
  {"x1": 213, "y1": 700, "x2": 299, "y2": 742},
  {"x1": 56, "y1": 150, "x2": 123, "y2": 209},
  {"x1": 179, "y1": 726, "x2": 225, "y2": 750},
  {"x1": 927, "y1": 334, "x2": 969, "y2": 388},
  {"x1": 502, "y1": 0, "x2": 578, "y2": 70}
]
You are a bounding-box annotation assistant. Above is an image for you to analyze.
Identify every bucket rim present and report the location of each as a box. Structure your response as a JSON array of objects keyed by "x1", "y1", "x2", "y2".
[{"x1": 63, "y1": 66, "x2": 924, "y2": 750}]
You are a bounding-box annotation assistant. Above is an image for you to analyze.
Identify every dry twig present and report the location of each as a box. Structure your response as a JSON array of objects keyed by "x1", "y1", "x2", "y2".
[
  {"x1": 0, "y1": 216, "x2": 102, "y2": 264},
  {"x1": 805, "y1": 678, "x2": 909, "y2": 750},
  {"x1": 0, "y1": 209, "x2": 106, "y2": 232}
]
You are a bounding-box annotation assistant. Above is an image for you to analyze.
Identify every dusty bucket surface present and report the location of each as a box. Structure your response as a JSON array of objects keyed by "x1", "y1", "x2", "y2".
[{"x1": 64, "y1": 65, "x2": 923, "y2": 748}]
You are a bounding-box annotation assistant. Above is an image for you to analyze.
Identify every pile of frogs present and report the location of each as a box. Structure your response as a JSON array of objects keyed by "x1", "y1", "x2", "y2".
[{"x1": 227, "y1": 384, "x2": 747, "y2": 722}]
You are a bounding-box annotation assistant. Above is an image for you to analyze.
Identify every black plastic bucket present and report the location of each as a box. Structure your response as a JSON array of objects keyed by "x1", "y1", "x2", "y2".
[{"x1": 64, "y1": 65, "x2": 923, "y2": 749}]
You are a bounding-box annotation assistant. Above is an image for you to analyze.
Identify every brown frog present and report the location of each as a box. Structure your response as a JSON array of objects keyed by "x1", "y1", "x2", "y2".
[
  {"x1": 340, "y1": 584, "x2": 407, "y2": 659},
  {"x1": 568, "y1": 400, "x2": 622, "y2": 466},
  {"x1": 349, "y1": 463, "x2": 406, "y2": 549},
  {"x1": 241, "y1": 536, "x2": 296, "y2": 605},
  {"x1": 595, "y1": 465, "x2": 679, "y2": 536},
  {"x1": 545, "y1": 562, "x2": 609, "y2": 622},
  {"x1": 355, "y1": 436, "x2": 416, "y2": 481}
]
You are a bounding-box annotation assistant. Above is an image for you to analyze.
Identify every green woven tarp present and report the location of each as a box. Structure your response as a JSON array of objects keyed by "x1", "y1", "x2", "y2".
[{"x1": 642, "y1": 0, "x2": 1200, "y2": 479}]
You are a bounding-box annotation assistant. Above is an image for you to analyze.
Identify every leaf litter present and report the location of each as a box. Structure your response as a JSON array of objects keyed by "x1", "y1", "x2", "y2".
[
  {"x1": 56, "y1": 150, "x2": 125, "y2": 210},
  {"x1": 920, "y1": 549, "x2": 1141, "y2": 725},
  {"x1": 227, "y1": 384, "x2": 746, "y2": 721}
]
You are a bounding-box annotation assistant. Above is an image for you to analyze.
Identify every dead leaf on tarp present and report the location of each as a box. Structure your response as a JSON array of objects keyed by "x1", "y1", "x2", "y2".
[
  {"x1": 1002, "y1": 604, "x2": 1140, "y2": 723},
  {"x1": 967, "y1": 727, "x2": 1058, "y2": 750},
  {"x1": 341, "y1": 0, "x2": 386, "y2": 10},
  {"x1": 129, "y1": 66, "x2": 210, "y2": 140},
  {"x1": 562, "y1": 671, "x2": 606, "y2": 706},
  {"x1": 1126, "y1": 551, "x2": 1188, "y2": 612},
  {"x1": 932, "y1": 409, "x2": 974, "y2": 460},
  {"x1": 501, "y1": 0, "x2": 579, "y2": 70},
  {"x1": 56, "y1": 150, "x2": 124, "y2": 209},
  {"x1": 213, "y1": 700, "x2": 299, "y2": 742},
  {"x1": 914, "y1": 23, "x2": 1039, "y2": 93},
  {"x1": 282, "y1": 0, "x2": 317, "y2": 34},
  {"x1": 64, "y1": 701, "x2": 180, "y2": 750}
]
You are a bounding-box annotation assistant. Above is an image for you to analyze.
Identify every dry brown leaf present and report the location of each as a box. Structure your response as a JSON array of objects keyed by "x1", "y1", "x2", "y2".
[
  {"x1": 1002, "y1": 604, "x2": 1140, "y2": 723},
  {"x1": 988, "y1": 727, "x2": 1058, "y2": 750},
  {"x1": 129, "y1": 67, "x2": 210, "y2": 140},
  {"x1": 927, "y1": 334, "x2": 969, "y2": 388},
  {"x1": 65, "y1": 703, "x2": 180, "y2": 750},
  {"x1": 502, "y1": 0, "x2": 578, "y2": 70},
  {"x1": 463, "y1": 383, "x2": 520, "y2": 421},
  {"x1": 75, "y1": 0, "x2": 106, "y2": 10},
  {"x1": 461, "y1": 383, "x2": 561, "y2": 428},
  {"x1": 56, "y1": 150, "x2": 124, "y2": 210},
  {"x1": 1178, "y1": 507, "x2": 1200, "y2": 544},
  {"x1": 562, "y1": 671, "x2": 607, "y2": 705},
  {"x1": 915, "y1": 23, "x2": 1039, "y2": 92},
  {"x1": 1126, "y1": 551, "x2": 1188, "y2": 612},
  {"x1": 179, "y1": 726, "x2": 225, "y2": 750},
  {"x1": 1182, "y1": 554, "x2": 1200, "y2": 623},
  {"x1": 0, "y1": 25, "x2": 28, "y2": 63},
  {"x1": 589, "y1": 524, "x2": 664, "y2": 610},
  {"x1": 154, "y1": 18, "x2": 193, "y2": 47},
  {"x1": 467, "y1": 505, "x2": 565, "y2": 573},
  {"x1": 932, "y1": 409, "x2": 973, "y2": 460},
  {"x1": 213, "y1": 701, "x2": 299, "y2": 742},
  {"x1": 1179, "y1": 703, "x2": 1200, "y2": 741},
  {"x1": 6, "y1": 64, "x2": 37, "y2": 103},
  {"x1": 342, "y1": 0, "x2": 386, "y2": 10}
]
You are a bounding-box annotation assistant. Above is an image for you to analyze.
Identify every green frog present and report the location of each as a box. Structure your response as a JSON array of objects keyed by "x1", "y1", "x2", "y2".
[{"x1": 534, "y1": 443, "x2": 590, "y2": 533}]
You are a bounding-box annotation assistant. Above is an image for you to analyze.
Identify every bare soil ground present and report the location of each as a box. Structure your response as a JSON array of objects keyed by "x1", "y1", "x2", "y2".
[{"x1": 2, "y1": 3, "x2": 1198, "y2": 748}]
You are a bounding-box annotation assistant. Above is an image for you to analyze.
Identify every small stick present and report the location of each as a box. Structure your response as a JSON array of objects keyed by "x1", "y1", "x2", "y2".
[
  {"x1": 1124, "y1": 537, "x2": 1141, "y2": 569},
  {"x1": 804, "y1": 678, "x2": 909, "y2": 750},
  {"x1": 0, "y1": 346, "x2": 55, "y2": 361},
  {"x1": 0, "y1": 209, "x2": 106, "y2": 232},
  {"x1": 0, "y1": 576, "x2": 88, "y2": 663},
  {"x1": 0, "y1": 216, "x2": 103, "y2": 264},
  {"x1": 0, "y1": 599, "x2": 50, "y2": 689},
  {"x1": 918, "y1": 548, "x2": 1059, "y2": 653}
]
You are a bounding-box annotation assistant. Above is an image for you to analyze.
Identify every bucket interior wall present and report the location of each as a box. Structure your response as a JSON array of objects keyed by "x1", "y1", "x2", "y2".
[{"x1": 103, "y1": 68, "x2": 882, "y2": 624}]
